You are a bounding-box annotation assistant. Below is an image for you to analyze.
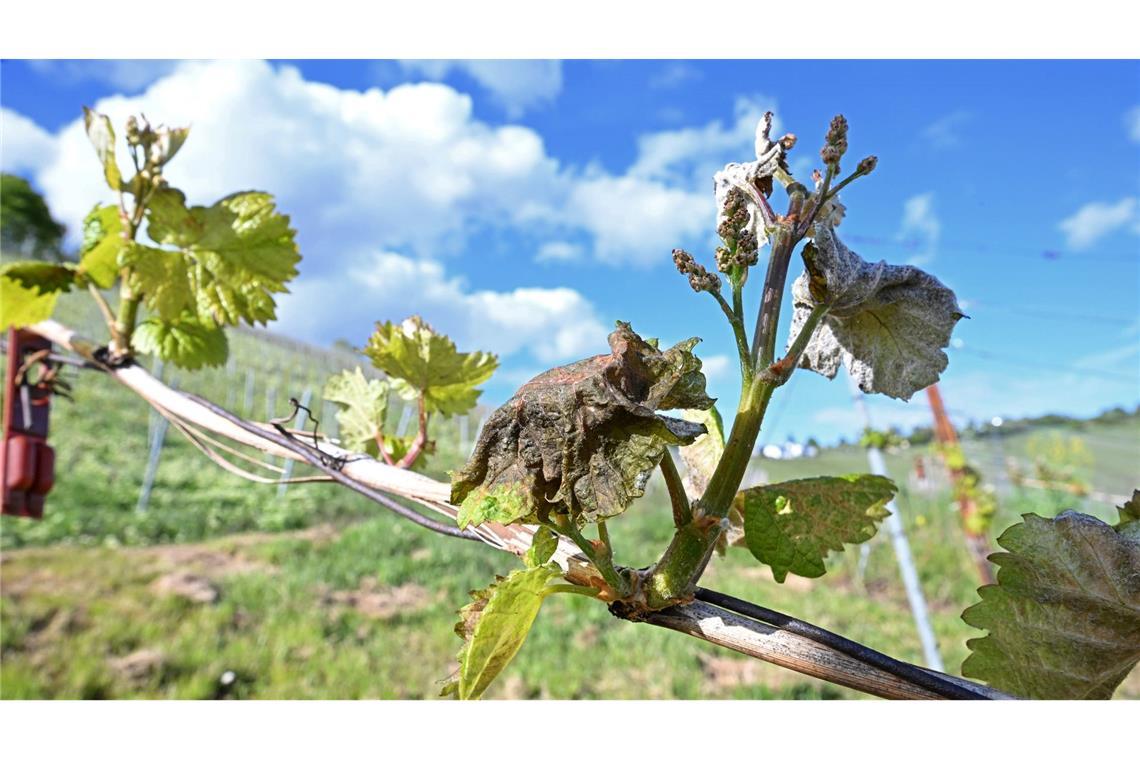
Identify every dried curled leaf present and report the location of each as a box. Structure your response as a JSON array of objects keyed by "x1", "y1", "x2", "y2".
[
  {"x1": 712, "y1": 111, "x2": 788, "y2": 252},
  {"x1": 786, "y1": 223, "x2": 964, "y2": 400},
  {"x1": 961, "y1": 508, "x2": 1140, "y2": 699},
  {"x1": 451, "y1": 322, "x2": 714, "y2": 526}
]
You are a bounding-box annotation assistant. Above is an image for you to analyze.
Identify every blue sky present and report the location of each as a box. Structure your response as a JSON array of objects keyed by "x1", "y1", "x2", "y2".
[{"x1": 2, "y1": 59, "x2": 1138, "y2": 444}]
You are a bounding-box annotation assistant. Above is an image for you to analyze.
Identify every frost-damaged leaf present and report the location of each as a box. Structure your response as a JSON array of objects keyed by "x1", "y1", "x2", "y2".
[
  {"x1": 525, "y1": 526, "x2": 559, "y2": 568},
  {"x1": 443, "y1": 564, "x2": 562, "y2": 700},
  {"x1": 0, "y1": 263, "x2": 75, "y2": 329},
  {"x1": 363, "y1": 316, "x2": 497, "y2": 416},
  {"x1": 786, "y1": 223, "x2": 964, "y2": 400},
  {"x1": 961, "y1": 509, "x2": 1140, "y2": 699},
  {"x1": 712, "y1": 111, "x2": 788, "y2": 251},
  {"x1": 738, "y1": 474, "x2": 895, "y2": 582},
  {"x1": 680, "y1": 406, "x2": 725, "y2": 499},
  {"x1": 83, "y1": 107, "x2": 122, "y2": 191},
  {"x1": 451, "y1": 322, "x2": 713, "y2": 526},
  {"x1": 132, "y1": 313, "x2": 229, "y2": 369},
  {"x1": 149, "y1": 125, "x2": 190, "y2": 167},
  {"x1": 322, "y1": 368, "x2": 389, "y2": 455},
  {"x1": 146, "y1": 189, "x2": 300, "y2": 327},
  {"x1": 80, "y1": 204, "x2": 126, "y2": 289}
]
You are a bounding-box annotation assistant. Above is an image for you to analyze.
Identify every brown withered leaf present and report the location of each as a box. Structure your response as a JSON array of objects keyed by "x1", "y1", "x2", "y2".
[{"x1": 451, "y1": 322, "x2": 714, "y2": 525}]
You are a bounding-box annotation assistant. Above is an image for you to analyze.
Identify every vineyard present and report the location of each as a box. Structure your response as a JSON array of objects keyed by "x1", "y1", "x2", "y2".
[
  {"x1": 2, "y1": 52, "x2": 1138, "y2": 714},
  {"x1": 2, "y1": 290, "x2": 1136, "y2": 698}
]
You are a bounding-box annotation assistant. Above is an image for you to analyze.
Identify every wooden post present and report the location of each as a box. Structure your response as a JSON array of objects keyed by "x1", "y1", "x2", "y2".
[{"x1": 925, "y1": 384, "x2": 996, "y2": 586}]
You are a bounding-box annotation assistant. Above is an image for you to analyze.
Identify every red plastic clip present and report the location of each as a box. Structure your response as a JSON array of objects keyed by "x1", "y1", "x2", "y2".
[{"x1": 2, "y1": 328, "x2": 57, "y2": 519}]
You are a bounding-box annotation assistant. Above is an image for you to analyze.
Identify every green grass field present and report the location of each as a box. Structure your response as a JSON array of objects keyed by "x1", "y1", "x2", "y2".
[{"x1": 2, "y1": 292, "x2": 1137, "y2": 699}]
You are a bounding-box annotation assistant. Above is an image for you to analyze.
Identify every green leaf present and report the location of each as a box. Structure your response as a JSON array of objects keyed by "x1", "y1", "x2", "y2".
[
  {"x1": 83, "y1": 108, "x2": 122, "y2": 191},
  {"x1": 457, "y1": 484, "x2": 532, "y2": 530},
  {"x1": 0, "y1": 261, "x2": 77, "y2": 295},
  {"x1": 79, "y1": 204, "x2": 126, "y2": 289},
  {"x1": 146, "y1": 189, "x2": 300, "y2": 327},
  {"x1": 1116, "y1": 490, "x2": 1140, "y2": 537},
  {"x1": 119, "y1": 244, "x2": 194, "y2": 321},
  {"x1": 364, "y1": 316, "x2": 497, "y2": 416},
  {"x1": 738, "y1": 474, "x2": 895, "y2": 582},
  {"x1": 322, "y1": 368, "x2": 389, "y2": 454},
  {"x1": 452, "y1": 322, "x2": 711, "y2": 525},
  {"x1": 524, "y1": 526, "x2": 559, "y2": 568},
  {"x1": 132, "y1": 313, "x2": 229, "y2": 369},
  {"x1": 961, "y1": 510, "x2": 1140, "y2": 699},
  {"x1": 786, "y1": 223, "x2": 965, "y2": 400},
  {"x1": 0, "y1": 266, "x2": 63, "y2": 329},
  {"x1": 447, "y1": 564, "x2": 562, "y2": 700}
]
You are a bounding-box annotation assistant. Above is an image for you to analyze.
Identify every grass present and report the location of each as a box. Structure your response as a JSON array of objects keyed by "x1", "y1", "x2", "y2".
[{"x1": 2, "y1": 297, "x2": 1137, "y2": 699}]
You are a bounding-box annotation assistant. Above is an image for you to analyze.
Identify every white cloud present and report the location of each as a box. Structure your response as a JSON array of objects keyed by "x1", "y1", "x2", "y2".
[
  {"x1": 398, "y1": 60, "x2": 562, "y2": 117},
  {"x1": 536, "y1": 241, "x2": 583, "y2": 263},
  {"x1": 26, "y1": 60, "x2": 180, "y2": 91},
  {"x1": 699, "y1": 354, "x2": 731, "y2": 381},
  {"x1": 648, "y1": 63, "x2": 702, "y2": 90},
  {"x1": 629, "y1": 95, "x2": 779, "y2": 185},
  {"x1": 1058, "y1": 197, "x2": 1139, "y2": 250},
  {"x1": 920, "y1": 110, "x2": 970, "y2": 150},
  {"x1": 1126, "y1": 106, "x2": 1140, "y2": 143},
  {"x1": 276, "y1": 251, "x2": 608, "y2": 364},
  {"x1": 898, "y1": 192, "x2": 941, "y2": 265},
  {"x1": 566, "y1": 173, "x2": 709, "y2": 266},
  {"x1": 0, "y1": 107, "x2": 57, "y2": 173}
]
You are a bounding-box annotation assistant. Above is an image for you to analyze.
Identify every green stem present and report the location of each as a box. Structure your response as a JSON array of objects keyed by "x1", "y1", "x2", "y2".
[
  {"x1": 552, "y1": 515, "x2": 629, "y2": 597},
  {"x1": 710, "y1": 289, "x2": 751, "y2": 382},
  {"x1": 659, "y1": 452, "x2": 692, "y2": 527}
]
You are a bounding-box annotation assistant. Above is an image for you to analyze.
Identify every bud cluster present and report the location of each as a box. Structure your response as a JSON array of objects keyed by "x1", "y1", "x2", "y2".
[
  {"x1": 714, "y1": 187, "x2": 760, "y2": 270},
  {"x1": 673, "y1": 248, "x2": 720, "y2": 293},
  {"x1": 821, "y1": 114, "x2": 849, "y2": 169}
]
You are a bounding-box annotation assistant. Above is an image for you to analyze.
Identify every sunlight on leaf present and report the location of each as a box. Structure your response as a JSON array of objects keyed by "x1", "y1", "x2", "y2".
[
  {"x1": 132, "y1": 313, "x2": 229, "y2": 369},
  {"x1": 322, "y1": 368, "x2": 389, "y2": 455}
]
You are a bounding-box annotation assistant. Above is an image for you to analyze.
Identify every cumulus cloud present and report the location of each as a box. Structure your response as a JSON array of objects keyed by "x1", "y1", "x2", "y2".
[
  {"x1": 26, "y1": 60, "x2": 180, "y2": 92},
  {"x1": 698, "y1": 353, "x2": 731, "y2": 381},
  {"x1": 1058, "y1": 197, "x2": 1139, "y2": 250},
  {"x1": 535, "y1": 241, "x2": 583, "y2": 263},
  {"x1": 1, "y1": 107, "x2": 57, "y2": 173},
  {"x1": 629, "y1": 95, "x2": 779, "y2": 185},
  {"x1": 1126, "y1": 106, "x2": 1140, "y2": 143},
  {"x1": 276, "y1": 251, "x2": 608, "y2": 364},
  {"x1": 898, "y1": 193, "x2": 941, "y2": 265},
  {"x1": 398, "y1": 60, "x2": 562, "y2": 117},
  {"x1": 920, "y1": 110, "x2": 970, "y2": 150}
]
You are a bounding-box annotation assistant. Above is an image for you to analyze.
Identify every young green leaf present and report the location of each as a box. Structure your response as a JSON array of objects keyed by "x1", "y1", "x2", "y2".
[
  {"x1": 0, "y1": 263, "x2": 73, "y2": 329},
  {"x1": 0, "y1": 261, "x2": 78, "y2": 295},
  {"x1": 149, "y1": 125, "x2": 190, "y2": 167},
  {"x1": 79, "y1": 204, "x2": 126, "y2": 289},
  {"x1": 525, "y1": 526, "x2": 559, "y2": 568},
  {"x1": 457, "y1": 483, "x2": 533, "y2": 530},
  {"x1": 83, "y1": 108, "x2": 123, "y2": 191},
  {"x1": 363, "y1": 316, "x2": 497, "y2": 416},
  {"x1": 146, "y1": 189, "x2": 300, "y2": 327},
  {"x1": 1116, "y1": 489, "x2": 1140, "y2": 542},
  {"x1": 961, "y1": 509, "x2": 1140, "y2": 699},
  {"x1": 322, "y1": 367, "x2": 390, "y2": 455},
  {"x1": 132, "y1": 313, "x2": 229, "y2": 369},
  {"x1": 452, "y1": 322, "x2": 712, "y2": 525},
  {"x1": 786, "y1": 223, "x2": 964, "y2": 400},
  {"x1": 445, "y1": 563, "x2": 563, "y2": 700},
  {"x1": 119, "y1": 245, "x2": 194, "y2": 321},
  {"x1": 738, "y1": 474, "x2": 895, "y2": 582}
]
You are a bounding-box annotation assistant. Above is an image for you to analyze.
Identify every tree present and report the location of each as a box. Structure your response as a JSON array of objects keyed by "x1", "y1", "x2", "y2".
[{"x1": 1, "y1": 173, "x2": 67, "y2": 262}]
